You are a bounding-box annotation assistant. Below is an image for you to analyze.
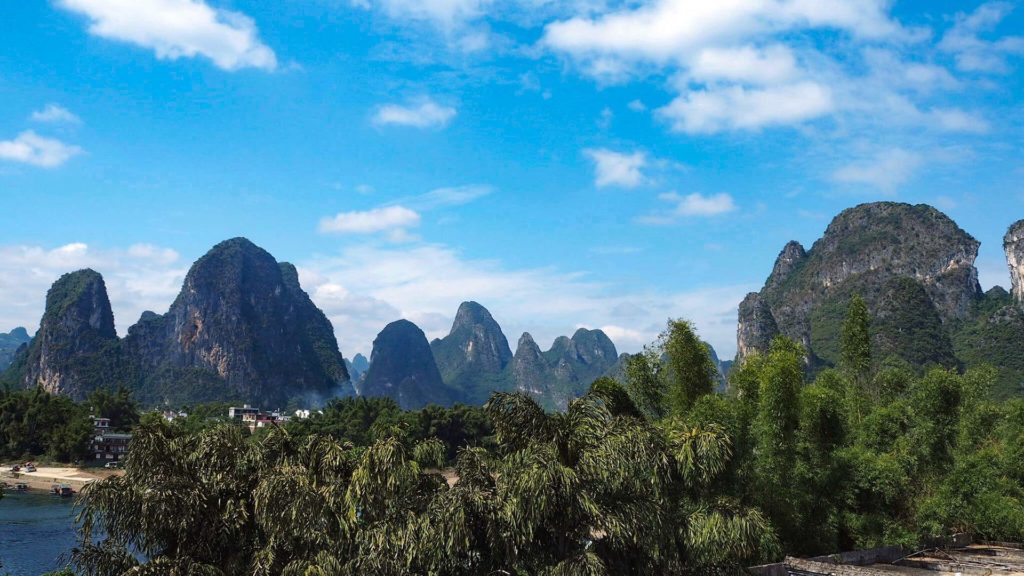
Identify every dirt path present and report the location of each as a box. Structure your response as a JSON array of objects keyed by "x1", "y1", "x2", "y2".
[{"x1": 1, "y1": 464, "x2": 118, "y2": 493}]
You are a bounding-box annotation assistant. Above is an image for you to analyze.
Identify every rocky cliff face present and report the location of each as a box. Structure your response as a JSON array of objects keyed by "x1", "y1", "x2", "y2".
[
  {"x1": 511, "y1": 332, "x2": 549, "y2": 396},
  {"x1": 0, "y1": 327, "x2": 31, "y2": 371},
  {"x1": 511, "y1": 328, "x2": 619, "y2": 410},
  {"x1": 431, "y1": 301, "x2": 513, "y2": 404},
  {"x1": 737, "y1": 202, "x2": 983, "y2": 367},
  {"x1": 1004, "y1": 220, "x2": 1024, "y2": 304},
  {"x1": 123, "y1": 238, "x2": 350, "y2": 407},
  {"x1": 364, "y1": 319, "x2": 453, "y2": 410},
  {"x1": 13, "y1": 270, "x2": 125, "y2": 399}
]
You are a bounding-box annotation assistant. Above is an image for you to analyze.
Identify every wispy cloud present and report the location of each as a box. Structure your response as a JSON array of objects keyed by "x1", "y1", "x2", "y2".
[
  {"x1": 585, "y1": 148, "x2": 647, "y2": 188},
  {"x1": 832, "y1": 148, "x2": 923, "y2": 193},
  {"x1": 57, "y1": 0, "x2": 277, "y2": 71},
  {"x1": 30, "y1": 104, "x2": 81, "y2": 125},
  {"x1": 638, "y1": 192, "x2": 737, "y2": 224},
  {"x1": 299, "y1": 242, "x2": 752, "y2": 357},
  {"x1": 352, "y1": 0, "x2": 489, "y2": 30},
  {"x1": 318, "y1": 205, "x2": 421, "y2": 241},
  {"x1": 0, "y1": 238, "x2": 751, "y2": 364},
  {"x1": 373, "y1": 99, "x2": 457, "y2": 129},
  {"x1": 414, "y1": 185, "x2": 493, "y2": 209},
  {"x1": 0, "y1": 131, "x2": 82, "y2": 168},
  {"x1": 939, "y1": 2, "x2": 1024, "y2": 74},
  {"x1": 0, "y1": 242, "x2": 186, "y2": 336},
  {"x1": 657, "y1": 82, "x2": 834, "y2": 134}
]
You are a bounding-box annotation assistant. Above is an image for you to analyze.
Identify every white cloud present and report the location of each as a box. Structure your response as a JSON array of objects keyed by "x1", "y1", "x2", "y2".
[
  {"x1": 939, "y1": 2, "x2": 1024, "y2": 74},
  {"x1": 318, "y1": 205, "x2": 421, "y2": 236},
  {"x1": 931, "y1": 108, "x2": 989, "y2": 134},
  {"x1": 298, "y1": 243, "x2": 751, "y2": 357},
  {"x1": 30, "y1": 104, "x2": 81, "y2": 125},
  {"x1": 657, "y1": 82, "x2": 833, "y2": 134},
  {"x1": 0, "y1": 243, "x2": 186, "y2": 337},
  {"x1": 57, "y1": 0, "x2": 277, "y2": 71},
  {"x1": 0, "y1": 131, "x2": 83, "y2": 168},
  {"x1": 373, "y1": 99, "x2": 457, "y2": 129},
  {"x1": 542, "y1": 0, "x2": 903, "y2": 67},
  {"x1": 689, "y1": 44, "x2": 799, "y2": 85},
  {"x1": 639, "y1": 192, "x2": 737, "y2": 224},
  {"x1": 0, "y1": 238, "x2": 752, "y2": 365},
  {"x1": 832, "y1": 148, "x2": 923, "y2": 192},
  {"x1": 538, "y1": 0, "x2": 961, "y2": 136},
  {"x1": 415, "y1": 185, "x2": 493, "y2": 208},
  {"x1": 354, "y1": 0, "x2": 490, "y2": 29},
  {"x1": 584, "y1": 148, "x2": 647, "y2": 188}
]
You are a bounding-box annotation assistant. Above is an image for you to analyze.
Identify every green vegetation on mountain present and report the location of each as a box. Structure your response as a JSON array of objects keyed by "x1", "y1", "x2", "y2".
[
  {"x1": 125, "y1": 238, "x2": 350, "y2": 407},
  {"x1": 363, "y1": 319, "x2": 458, "y2": 410},
  {"x1": 1, "y1": 269, "x2": 129, "y2": 399},
  {"x1": 739, "y1": 203, "x2": 1024, "y2": 398},
  {"x1": 951, "y1": 287, "x2": 1024, "y2": 398},
  {"x1": 2, "y1": 238, "x2": 351, "y2": 408},
  {"x1": 431, "y1": 301, "x2": 514, "y2": 405}
]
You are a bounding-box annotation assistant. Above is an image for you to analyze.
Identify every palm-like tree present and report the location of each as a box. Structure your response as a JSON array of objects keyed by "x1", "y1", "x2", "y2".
[{"x1": 74, "y1": 391, "x2": 776, "y2": 576}]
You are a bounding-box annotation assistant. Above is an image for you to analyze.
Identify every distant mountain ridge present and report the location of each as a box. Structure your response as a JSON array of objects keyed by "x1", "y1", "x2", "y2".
[
  {"x1": 360, "y1": 302, "x2": 626, "y2": 410},
  {"x1": 0, "y1": 327, "x2": 31, "y2": 371},
  {"x1": 10, "y1": 202, "x2": 1022, "y2": 409}
]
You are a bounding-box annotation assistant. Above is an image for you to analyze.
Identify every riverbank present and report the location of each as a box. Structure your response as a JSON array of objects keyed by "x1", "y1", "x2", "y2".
[{"x1": 1, "y1": 464, "x2": 119, "y2": 493}]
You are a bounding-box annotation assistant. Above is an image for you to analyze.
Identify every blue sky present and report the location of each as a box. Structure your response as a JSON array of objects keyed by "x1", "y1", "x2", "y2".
[{"x1": 1, "y1": 0, "x2": 1022, "y2": 359}]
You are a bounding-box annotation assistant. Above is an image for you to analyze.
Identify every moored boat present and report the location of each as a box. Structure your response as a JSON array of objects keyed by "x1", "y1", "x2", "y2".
[{"x1": 50, "y1": 483, "x2": 74, "y2": 497}]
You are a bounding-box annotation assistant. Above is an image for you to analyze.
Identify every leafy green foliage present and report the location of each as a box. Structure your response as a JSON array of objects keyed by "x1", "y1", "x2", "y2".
[
  {"x1": 952, "y1": 289, "x2": 1024, "y2": 398},
  {"x1": 0, "y1": 387, "x2": 93, "y2": 461},
  {"x1": 286, "y1": 397, "x2": 493, "y2": 462},
  {"x1": 840, "y1": 295, "x2": 872, "y2": 382},
  {"x1": 622, "y1": 319, "x2": 717, "y2": 420},
  {"x1": 88, "y1": 387, "x2": 139, "y2": 431},
  {"x1": 10, "y1": 309, "x2": 1024, "y2": 574}
]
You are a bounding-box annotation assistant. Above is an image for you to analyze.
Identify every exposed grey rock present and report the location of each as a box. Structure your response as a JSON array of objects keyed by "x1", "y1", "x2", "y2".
[
  {"x1": 736, "y1": 292, "x2": 779, "y2": 360},
  {"x1": 431, "y1": 301, "x2": 513, "y2": 404},
  {"x1": 15, "y1": 269, "x2": 123, "y2": 399},
  {"x1": 123, "y1": 238, "x2": 350, "y2": 406},
  {"x1": 1004, "y1": 220, "x2": 1024, "y2": 303},
  {"x1": 737, "y1": 202, "x2": 982, "y2": 366}
]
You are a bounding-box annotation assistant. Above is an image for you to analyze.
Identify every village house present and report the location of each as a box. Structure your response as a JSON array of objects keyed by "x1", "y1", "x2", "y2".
[
  {"x1": 91, "y1": 416, "x2": 131, "y2": 462},
  {"x1": 228, "y1": 405, "x2": 290, "y2": 432}
]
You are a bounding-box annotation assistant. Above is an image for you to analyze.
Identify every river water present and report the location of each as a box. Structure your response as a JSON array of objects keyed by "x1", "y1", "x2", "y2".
[{"x1": 0, "y1": 491, "x2": 79, "y2": 575}]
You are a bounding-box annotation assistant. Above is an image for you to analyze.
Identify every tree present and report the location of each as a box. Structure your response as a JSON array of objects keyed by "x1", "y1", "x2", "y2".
[
  {"x1": 624, "y1": 319, "x2": 718, "y2": 420},
  {"x1": 751, "y1": 337, "x2": 805, "y2": 546},
  {"x1": 74, "y1": 389, "x2": 780, "y2": 575},
  {"x1": 840, "y1": 295, "x2": 872, "y2": 384},
  {"x1": 624, "y1": 350, "x2": 665, "y2": 420},
  {"x1": 661, "y1": 319, "x2": 718, "y2": 416},
  {"x1": 88, "y1": 386, "x2": 139, "y2": 431}
]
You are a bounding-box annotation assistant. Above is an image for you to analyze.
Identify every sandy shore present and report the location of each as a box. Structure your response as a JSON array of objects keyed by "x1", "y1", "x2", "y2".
[{"x1": 1, "y1": 465, "x2": 118, "y2": 493}]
